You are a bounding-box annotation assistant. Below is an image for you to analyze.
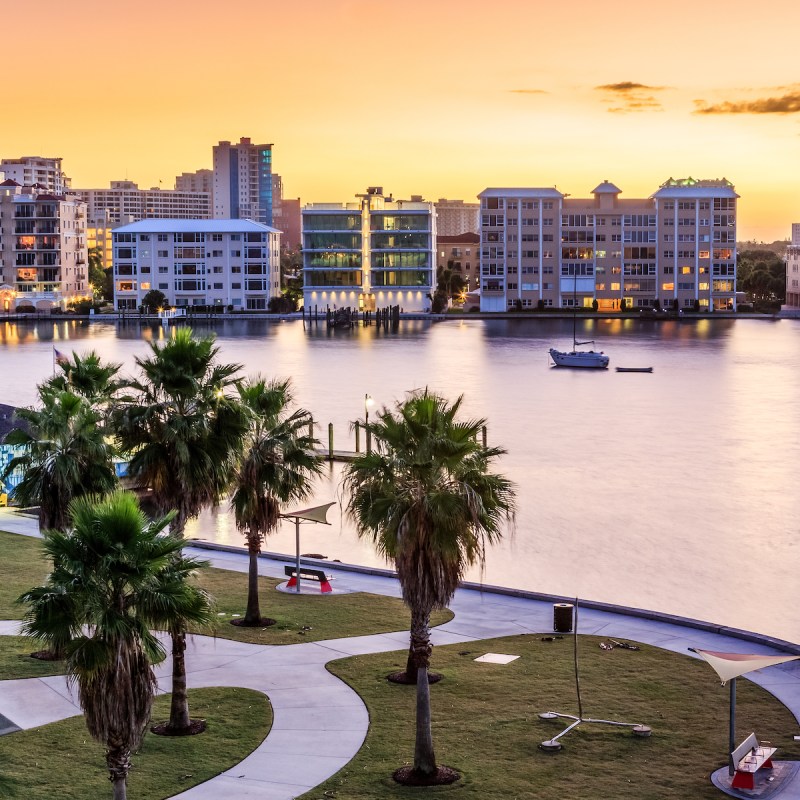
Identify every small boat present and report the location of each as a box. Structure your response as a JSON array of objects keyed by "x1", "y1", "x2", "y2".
[
  {"x1": 550, "y1": 347, "x2": 609, "y2": 369},
  {"x1": 549, "y1": 274, "x2": 609, "y2": 369},
  {"x1": 616, "y1": 366, "x2": 653, "y2": 373}
]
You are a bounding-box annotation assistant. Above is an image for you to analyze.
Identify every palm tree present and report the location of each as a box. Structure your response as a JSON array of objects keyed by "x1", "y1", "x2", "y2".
[
  {"x1": 230, "y1": 377, "x2": 322, "y2": 625},
  {"x1": 343, "y1": 389, "x2": 515, "y2": 784},
  {"x1": 2, "y1": 389, "x2": 117, "y2": 532},
  {"x1": 19, "y1": 491, "x2": 213, "y2": 800},
  {"x1": 111, "y1": 327, "x2": 248, "y2": 733},
  {"x1": 45, "y1": 350, "x2": 122, "y2": 405}
]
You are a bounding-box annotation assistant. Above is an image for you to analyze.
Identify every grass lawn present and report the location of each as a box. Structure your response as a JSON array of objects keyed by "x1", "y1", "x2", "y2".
[
  {"x1": 0, "y1": 687, "x2": 270, "y2": 800},
  {"x1": 0, "y1": 530, "x2": 450, "y2": 676},
  {"x1": 310, "y1": 634, "x2": 800, "y2": 800}
]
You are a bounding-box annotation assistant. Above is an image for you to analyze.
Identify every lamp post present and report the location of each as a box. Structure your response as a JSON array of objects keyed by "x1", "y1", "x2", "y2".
[{"x1": 364, "y1": 393, "x2": 374, "y2": 453}]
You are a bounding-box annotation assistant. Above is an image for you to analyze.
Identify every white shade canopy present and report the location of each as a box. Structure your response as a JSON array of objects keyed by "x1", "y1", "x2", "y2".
[
  {"x1": 694, "y1": 649, "x2": 800, "y2": 684},
  {"x1": 280, "y1": 502, "x2": 335, "y2": 525}
]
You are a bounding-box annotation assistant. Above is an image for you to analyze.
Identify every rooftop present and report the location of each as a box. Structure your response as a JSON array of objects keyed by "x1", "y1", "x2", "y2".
[{"x1": 114, "y1": 219, "x2": 280, "y2": 234}]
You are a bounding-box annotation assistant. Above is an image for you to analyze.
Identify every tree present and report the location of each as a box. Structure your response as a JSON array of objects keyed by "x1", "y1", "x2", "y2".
[
  {"x1": 87, "y1": 246, "x2": 110, "y2": 302},
  {"x1": 431, "y1": 266, "x2": 467, "y2": 313},
  {"x1": 230, "y1": 377, "x2": 322, "y2": 625},
  {"x1": 45, "y1": 350, "x2": 122, "y2": 406},
  {"x1": 112, "y1": 328, "x2": 248, "y2": 733},
  {"x1": 2, "y1": 389, "x2": 117, "y2": 533},
  {"x1": 19, "y1": 492, "x2": 212, "y2": 800},
  {"x1": 343, "y1": 390, "x2": 515, "y2": 784},
  {"x1": 141, "y1": 289, "x2": 168, "y2": 313}
]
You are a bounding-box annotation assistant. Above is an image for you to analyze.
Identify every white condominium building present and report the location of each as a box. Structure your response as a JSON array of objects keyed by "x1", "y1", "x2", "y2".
[
  {"x1": 73, "y1": 181, "x2": 211, "y2": 223},
  {"x1": 478, "y1": 178, "x2": 738, "y2": 312},
  {"x1": 0, "y1": 157, "x2": 71, "y2": 194},
  {"x1": 302, "y1": 187, "x2": 435, "y2": 313},
  {"x1": 0, "y1": 181, "x2": 88, "y2": 311},
  {"x1": 112, "y1": 219, "x2": 281, "y2": 311}
]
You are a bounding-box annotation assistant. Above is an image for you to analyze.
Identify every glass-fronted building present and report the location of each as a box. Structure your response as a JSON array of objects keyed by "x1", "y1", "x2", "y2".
[{"x1": 302, "y1": 187, "x2": 434, "y2": 312}]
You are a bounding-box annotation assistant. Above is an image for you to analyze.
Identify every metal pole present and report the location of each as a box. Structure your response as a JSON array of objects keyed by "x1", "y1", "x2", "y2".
[
  {"x1": 728, "y1": 678, "x2": 736, "y2": 776},
  {"x1": 574, "y1": 598, "x2": 583, "y2": 721},
  {"x1": 355, "y1": 420, "x2": 360, "y2": 453},
  {"x1": 328, "y1": 422, "x2": 333, "y2": 461},
  {"x1": 295, "y1": 517, "x2": 301, "y2": 594}
]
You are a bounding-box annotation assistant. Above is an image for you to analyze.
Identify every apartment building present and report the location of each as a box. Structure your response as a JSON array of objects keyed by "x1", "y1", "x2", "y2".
[
  {"x1": 437, "y1": 232, "x2": 480, "y2": 291},
  {"x1": 787, "y1": 223, "x2": 800, "y2": 308},
  {"x1": 112, "y1": 219, "x2": 280, "y2": 311},
  {"x1": 0, "y1": 157, "x2": 71, "y2": 194},
  {"x1": 434, "y1": 199, "x2": 479, "y2": 236},
  {"x1": 0, "y1": 181, "x2": 88, "y2": 311},
  {"x1": 303, "y1": 187, "x2": 435, "y2": 312},
  {"x1": 213, "y1": 138, "x2": 273, "y2": 225},
  {"x1": 175, "y1": 169, "x2": 213, "y2": 195},
  {"x1": 478, "y1": 178, "x2": 738, "y2": 312}
]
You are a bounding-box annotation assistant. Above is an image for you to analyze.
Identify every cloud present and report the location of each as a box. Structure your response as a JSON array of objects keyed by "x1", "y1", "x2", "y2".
[
  {"x1": 595, "y1": 81, "x2": 668, "y2": 113},
  {"x1": 509, "y1": 88, "x2": 548, "y2": 95},
  {"x1": 694, "y1": 91, "x2": 800, "y2": 114}
]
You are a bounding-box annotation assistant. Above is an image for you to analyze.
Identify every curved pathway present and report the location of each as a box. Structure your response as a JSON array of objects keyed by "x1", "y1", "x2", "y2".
[{"x1": 1, "y1": 512, "x2": 799, "y2": 798}]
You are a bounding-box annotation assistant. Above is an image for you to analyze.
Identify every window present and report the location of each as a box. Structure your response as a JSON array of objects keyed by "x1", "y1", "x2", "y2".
[
  {"x1": 211, "y1": 233, "x2": 223, "y2": 242},
  {"x1": 232, "y1": 282, "x2": 241, "y2": 289},
  {"x1": 158, "y1": 250, "x2": 169, "y2": 258},
  {"x1": 139, "y1": 234, "x2": 150, "y2": 241},
  {"x1": 158, "y1": 234, "x2": 168, "y2": 241}
]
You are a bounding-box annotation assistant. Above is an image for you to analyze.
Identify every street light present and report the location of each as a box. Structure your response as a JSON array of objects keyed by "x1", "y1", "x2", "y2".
[{"x1": 364, "y1": 393, "x2": 374, "y2": 453}]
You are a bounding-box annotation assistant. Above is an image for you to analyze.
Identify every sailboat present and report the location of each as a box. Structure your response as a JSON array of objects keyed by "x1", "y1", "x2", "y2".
[{"x1": 549, "y1": 270, "x2": 609, "y2": 369}]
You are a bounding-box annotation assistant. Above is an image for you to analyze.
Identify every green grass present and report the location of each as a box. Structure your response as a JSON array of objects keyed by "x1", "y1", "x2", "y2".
[
  {"x1": 0, "y1": 687, "x2": 270, "y2": 800},
  {"x1": 193, "y1": 567, "x2": 452, "y2": 646},
  {"x1": 0, "y1": 529, "x2": 450, "y2": 677},
  {"x1": 309, "y1": 634, "x2": 800, "y2": 800}
]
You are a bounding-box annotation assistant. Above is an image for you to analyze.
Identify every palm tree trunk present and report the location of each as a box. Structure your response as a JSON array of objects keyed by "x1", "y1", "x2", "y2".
[
  {"x1": 244, "y1": 542, "x2": 261, "y2": 624},
  {"x1": 168, "y1": 627, "x2": 191, "y2": 731},
  {"x1": 410, "y1": 611, "x2": 436, "y2": 775},
  {"x1": 106, "y1": 745, "x2": 130, "y2": 800},
  {"x1": 405, "y1": 608, "x2": 431, "y2": 680}
]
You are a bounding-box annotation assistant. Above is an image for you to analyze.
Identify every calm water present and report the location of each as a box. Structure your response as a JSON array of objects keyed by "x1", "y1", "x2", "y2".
[{"x1": 1, "y1": 316, "x2": 798, "y2": 643}]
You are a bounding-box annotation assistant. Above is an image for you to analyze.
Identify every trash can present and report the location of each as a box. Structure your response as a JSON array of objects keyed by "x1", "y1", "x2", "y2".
[{"x1": 553, "y1": 603, "x2": 574, "y2": 633}]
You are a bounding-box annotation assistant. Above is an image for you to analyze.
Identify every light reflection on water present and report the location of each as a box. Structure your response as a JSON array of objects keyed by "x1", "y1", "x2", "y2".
[{"x1": 2, "y1": 316, "x2": 799, "y2": 643}]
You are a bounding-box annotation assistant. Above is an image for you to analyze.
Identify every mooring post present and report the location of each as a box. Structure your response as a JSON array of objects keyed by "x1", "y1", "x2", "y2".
[
  {"x1": 328, "y1": 423, "x2": 334, "y2": 461},
  {"x1": 482, "y1": 425, "x2": 487, "y2": 448},
  {"x1": 354, "y1": 420, "x2": 360, "y2": 453}
]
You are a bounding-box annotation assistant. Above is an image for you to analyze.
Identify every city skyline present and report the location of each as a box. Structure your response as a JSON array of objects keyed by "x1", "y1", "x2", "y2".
[{"x1": 5, "y1": 0, "x2": 799, "y2": 241}]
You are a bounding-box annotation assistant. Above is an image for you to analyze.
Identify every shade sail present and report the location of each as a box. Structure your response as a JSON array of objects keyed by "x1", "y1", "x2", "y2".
[
  {"x1": 280, "y1": 502, "x2": 335, "y2": 525},
  {"x1": 693, "y1": 649, "x2": 800, "y2": 684}
]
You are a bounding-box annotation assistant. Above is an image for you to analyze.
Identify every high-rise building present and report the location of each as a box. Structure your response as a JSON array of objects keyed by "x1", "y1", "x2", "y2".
[
  {"x1": 792, "y1": 223, "x2": 800, "y2": 246},
  {"x1": 212, "y1": 138, "x2": 273, "y2": 225},
  {"x1": 0, "y1": 157, "x2": 71, "y2": 194},
  {"x1": 303, "y1": 187, "x2": 435, "y2": 312},
  {"x1": 478, "y1": 177, "x2": 738, "y2": 312},
  {"x1": 111, "y1": 219, "x2": 281, "y2": 311},
  {"x1": 434, "y1": 198, "x2": 480, "y2": 236},
  {"x1": 0, "y1": 181, "x2": 88, "y2": 311},
  {"x1": 175, "y1": 169, "x2": 213, "y2": 195}
]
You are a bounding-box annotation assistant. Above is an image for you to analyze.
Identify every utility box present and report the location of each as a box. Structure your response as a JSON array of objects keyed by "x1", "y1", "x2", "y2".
[{"x1": 553, "y1": 603, "x2": 574, "y2": 633}]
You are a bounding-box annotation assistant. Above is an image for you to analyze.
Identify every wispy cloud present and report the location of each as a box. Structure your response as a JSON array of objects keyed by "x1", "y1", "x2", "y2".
[
  {"x1": 509, "y1": 88, "x2": 548, "y2": 95},
  {"x1": 595, "y1": 81, "x2": 668, "y2": 113},
  {"x1": 694, "y1": 89, "x2": 800, "y2": 114}
]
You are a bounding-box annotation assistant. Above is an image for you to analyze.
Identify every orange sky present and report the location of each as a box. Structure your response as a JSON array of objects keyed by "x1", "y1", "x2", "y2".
[{"x1": 5, "y1": 0, "x2": 800, "y2": 240}]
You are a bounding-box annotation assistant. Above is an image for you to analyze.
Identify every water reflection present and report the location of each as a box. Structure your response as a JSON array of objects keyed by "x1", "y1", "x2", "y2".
[{"x1": 2, "y1": 318, "x2": 799, "y2": 643}]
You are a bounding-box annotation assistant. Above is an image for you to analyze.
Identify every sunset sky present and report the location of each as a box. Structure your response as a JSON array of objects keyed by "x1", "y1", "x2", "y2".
[{"x1": 5, "y1": 0, "x2": 800, "y2": 240}]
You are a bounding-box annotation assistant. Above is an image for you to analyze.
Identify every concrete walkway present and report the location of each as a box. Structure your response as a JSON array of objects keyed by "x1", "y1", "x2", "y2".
[{"x1": 1, "y1": 509, "x2": 800, "y2": 799}]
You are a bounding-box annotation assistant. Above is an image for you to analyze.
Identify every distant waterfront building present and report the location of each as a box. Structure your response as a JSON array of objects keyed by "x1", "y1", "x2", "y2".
[
  {"x1": 0, "y1": 157, "x2": 71, "y2": 194},
  {"x1": 0, "y1": 181, "x2": 88, "y2": 311},
  {"x1": 302, "y1": 187, "x2": 435, "y2": 312},
  {"x1": 213, "y1": 138, "x2": 273, "y2": 225},
  {"x1": 111, "y1": 219, "x2": 281, "y2": 311},
  {"x1": 175, "y1": 169, "x2": 213, "y2": 196},
  {"x1": 434, "y1": 198, "x2": 480, "y2": 236},
  {"x1": 436, "y1": 232, "x2": 480, "y2": 291},
  {"x1": 787, "y1": 223, "x2": 800, "y2": 308},
  {"x1": 71, "y1": 181, "x2": 212, "y2": 273},
  {"x1": 270, "y1": 173, "x2": 301, "y2": 249},
  {"x1": 478, "y1": 177, "x2": 739, "y2": 312}
]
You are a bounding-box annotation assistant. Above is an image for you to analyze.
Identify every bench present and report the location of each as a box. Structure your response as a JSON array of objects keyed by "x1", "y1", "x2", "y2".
[
  {"x1": 284, "y1": 565, "x2": 333, "y2": 593},
  {"x1": 731, "y1": 732, "x2": 776, "y2": 790}
]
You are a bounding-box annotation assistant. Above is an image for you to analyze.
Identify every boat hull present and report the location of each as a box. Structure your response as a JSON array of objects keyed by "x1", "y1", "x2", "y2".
[{"x1": 549, "y1": 348, "x2": 609, "y2": 369}]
